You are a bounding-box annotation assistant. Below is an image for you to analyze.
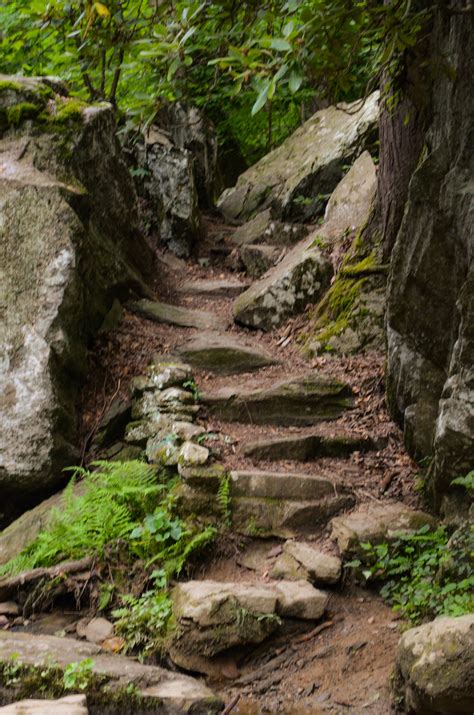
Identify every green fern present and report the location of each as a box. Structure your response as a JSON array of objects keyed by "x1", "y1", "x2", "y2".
[
  {"x1": 217, "y1": 473, "x2": 232, "y2": 527},
  {"x1": 0, "y1": 461, "x2": 163, "y2": 577}
]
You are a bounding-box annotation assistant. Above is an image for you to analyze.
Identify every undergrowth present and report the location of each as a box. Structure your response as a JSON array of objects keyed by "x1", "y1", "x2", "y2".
[{"x1": 348, "y1": 523, "x2": 474, "y2": 623}]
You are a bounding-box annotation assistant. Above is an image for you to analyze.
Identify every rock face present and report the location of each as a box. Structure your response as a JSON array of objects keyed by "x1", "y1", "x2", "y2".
[
  {"x1": 233, "y1": 151, "x2": 377, "y2": 331},
  {"x1": 231, "y1": 209, "x2": 309, "y2": 247},
  {"x1": 394, "y1": 615, "x2": 474, "y2": 714},
  {"x1": 218, "y1": 92, "x2": 378, "y2": 222},
  {"x1": 0, "y1": 631, "x2": 221, "y2": 713},
  {"x1": 0, "y1": 75, "x2": 152, "y2": 507},
  {"x1": 385, "y1": 8, "x2": 474, "y2": 512}
]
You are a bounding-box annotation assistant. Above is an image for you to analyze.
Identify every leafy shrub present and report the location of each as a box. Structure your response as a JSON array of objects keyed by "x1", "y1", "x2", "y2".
[{"x1": 348, "y1": 524, "x2": 474, "y2": 623}]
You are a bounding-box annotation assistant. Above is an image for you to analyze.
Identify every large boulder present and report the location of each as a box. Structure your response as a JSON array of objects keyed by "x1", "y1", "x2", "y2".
[
  {"x1": 0, "y1": 75, "x2": 153, "y2": 509},
  {"x1": 385, "y1": 9, "x2": 474, "y2": 512},
  {"x1": 218, "y1": 92, "x2": 379, "y2": 222},
  {"x1": 393, "y1": 615, "x2": 474, "y2": 714},
  {"x1": 233, "y1": 151, "x2": 377, "y2": 331}
]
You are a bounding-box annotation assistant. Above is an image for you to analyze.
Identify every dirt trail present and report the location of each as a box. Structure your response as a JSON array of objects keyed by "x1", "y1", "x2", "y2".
[{"x1": 77, "y1": 216, "x2": 421, "y2": 714}]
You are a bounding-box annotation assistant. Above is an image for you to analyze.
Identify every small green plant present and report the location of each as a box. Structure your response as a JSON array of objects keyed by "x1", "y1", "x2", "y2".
[
  {"x1": 112, "y1": 582, "x2": 173, "y2": 658},
  {"x1": 217, "y1": 473, "x2": 232, "y2": 527},
  {"x1": 452, "y1": 470, "x2": 474, "y2": 494},
  {"x1": 183, "y1": 379, "x2": 201, "y2": 401},
  {"x1": 347, "y1": 524, "x2": 474, "y2": 623},
  {"x1": 3, "y1": 654, "x2": 21, "y2": 686},
  {"x1": 63, "y1": 658, "x2": 95, "y2": 691}
]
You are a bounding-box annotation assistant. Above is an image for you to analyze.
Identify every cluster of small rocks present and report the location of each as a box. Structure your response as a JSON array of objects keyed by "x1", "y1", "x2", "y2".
[{"x1": 123, "y1": 360, "x2": 212, "y2": 471}]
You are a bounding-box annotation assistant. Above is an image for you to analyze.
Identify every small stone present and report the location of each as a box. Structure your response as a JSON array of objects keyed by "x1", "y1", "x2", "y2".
[
  {"x1": 0, "y1": 602, "x2": 20, "y2": 616},
  {"x1": 0, "y1": 616, "x2": 8, "y2": 627},
  {"x1": 274, "y1": 581, "x2": 328, "y2": 620},
  {"x1": 283, "y1": 541, "x2": 342, "y2": 585},
  {"x1": 84, "y1": 617, "x2": 114, "y2": 644},
  {"x1": 368, "y1": 617, "x2": 375, "y2": 624},
  {"x1": 171, "y1": 422, "x2": 206, "y2": 441},
  {"x1": 179, "y1": 442, "x2": 209, "y2": 466}
]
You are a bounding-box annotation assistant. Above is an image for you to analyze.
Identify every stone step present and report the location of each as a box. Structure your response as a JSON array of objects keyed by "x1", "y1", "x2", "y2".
[
  {"x1": 201, "y1": 373, "x2": 353, "y2": 426},
  {"x1": 242, "y1": 431, "x2": 378, "y2": 461},
  {"x1": 128, "y1": 298, "x2": 229, "y2": 331},
  {"x1": 0, "y1": 695, "x2": 87, "y2": 714},
  {"x1": 175, "y1": 331, "x2": 278, "y2": 375},
  {"x1": 176, "y1": 277, "x2": 250, "y2": 298},
  {"x1": 176, "y1": 466, "x2": 354, "y2": 538},
  {"x1": 0, "y1": 631, "x2": 222, "y2": 713},
  {"x1": 169, "y1": 578, "x2": 328, "y2": 674}
]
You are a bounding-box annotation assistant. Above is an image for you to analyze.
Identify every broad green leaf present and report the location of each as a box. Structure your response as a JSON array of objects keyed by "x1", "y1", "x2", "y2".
[{"x1": 251, "y1": 82, "x2": 270, "y2": 115}]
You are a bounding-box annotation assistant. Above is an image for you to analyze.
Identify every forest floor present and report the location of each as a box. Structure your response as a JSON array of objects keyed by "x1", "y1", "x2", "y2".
[{"x1": 71, "y1": 214, "x2": 424, "y2": 713}]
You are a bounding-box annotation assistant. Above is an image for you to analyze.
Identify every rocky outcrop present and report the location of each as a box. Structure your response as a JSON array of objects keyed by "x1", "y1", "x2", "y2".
[
  {"x1": 0, "y1": 75, "x2": 153, "y2": 508},
  {"x1": 386, "y1": 7, "x2": 474, "y2": 511},
  {"x1": 393, "y1": 615, "x2": 474, "y2": 714},
  {"x1": 136, "y1": 133, "x2": 201, "y2": 257},
  {"x1": 218, "y1": 92, "x2": 379, "y2": 222},
  {"x1": 232, "y1": 151, "x2": 378, "y2": 331}
]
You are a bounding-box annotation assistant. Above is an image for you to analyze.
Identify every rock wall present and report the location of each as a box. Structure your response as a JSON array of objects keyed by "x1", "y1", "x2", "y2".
[
  {"x1": 386, "y1": 3, "x2": 474, "y2": 512},
  {"x1": 0, "y1": 75, "x2": 153, "y2": 512}
]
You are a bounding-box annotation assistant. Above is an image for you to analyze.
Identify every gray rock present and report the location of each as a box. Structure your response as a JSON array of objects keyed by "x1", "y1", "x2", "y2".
[
  {"x1": 84, "y1": 617, "x2": 114, "y2": 644},
  {"x1": 170, "y1": 580, "x2": 279, "y2": 671},
  {"x1": 201, "y1": 373, "x2": 353, "y2": 426},
  {"x1": 0, "y1": 695, "x2": 88, "y2": 715},
  {"x1": 154, "y1": 102, "x2": 220, "y2": 208},
  {"x1": 270, "y1": 552, "x2": 307, "y2": 581},
  {"x1": 175, "y1": 331, "x2": 278, "y2": 375},
  {"x1": 394, "y1": 615, "x2": 474, "y2": 714},
  {"x1": 0, "y1": 602, "x2": 19, "y2": 616},
  {"x1": 242, "y1": 431, "x2": 375, "y2": 461},
  {"x1": 129, "y1": 298, "x2": 229, "y2": 330},
  {"x1": 177, "y1": 278, "x2": 250, "y2": 298},
  {"x1": 0, "y1": 631, "x2": 222, "y2": 712},
  {"x1": 179, "y1": 441, "x2": 209, "y2": 466},
  {"x1": 218, "y1": 92, "x2": 379, "y2": 222},
  {"x1": 232, "y1": 209, "x2": 309, "y2": 247},
  {"x1": 132, "y1": 361, "x2": 193, "y2": 394},
  {"x1": 0, "y1": 76, "x2": 153, "y2": 504},
  {"x1": 171, "y1": 421, "x2": 206, "y2": 441},
  {"x1": 282, "y1": 541, "x2": 342, "y2": 585},
  {"x1": 137, "y1": 138, "x2": 201, "y2": 257},
  {"x1": 230, "y1": 470, "x2": 339, "y2": 501},
  {"x1": 274, "y1": 580, "x2": 328, "y2": 620},
  {"x1": 234, "y1": 238, "x2": 331, "y2": 330},
  {"x1": 330, "y1": 502, "x2": 435, "y2": 558},
  {"x1": 239, "y1": 243, "x2": 282, "y2": 278},
  {"x1": 146, "y1": 436, "x2": 181, "y2": 466}
]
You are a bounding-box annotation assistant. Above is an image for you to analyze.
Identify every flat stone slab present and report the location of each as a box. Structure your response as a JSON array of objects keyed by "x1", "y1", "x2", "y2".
[
  {"x1": 0, "y1": 696, "x2": 88, "y2": 714},
  {"x1": 0, "y1": 631, "x2": 221, "y2": 713},
  {"x1": 233, "y1": 238, "x2": 332, "y2": 330},
  {"x1": 331, "y1": 502, "x2": 436, "y2": 557},
  {"x1": 176, "y1": 278, "x2": 250, "y2": 298},
  {"x1": 129, "y1": 298, "x2": 229, "y2": 330},
  {"x1": 202, "y1": 373, "x2": 353, "y2": 426},
  {"x1": 230, "y1": 470, "x2": 338, "y2": 501},
  {"x1": 242, "y1": 431, "x2": 375, "y2": 461},
  {"x1": 175, "y1": 331, "x2": 278, "y2": 374}
]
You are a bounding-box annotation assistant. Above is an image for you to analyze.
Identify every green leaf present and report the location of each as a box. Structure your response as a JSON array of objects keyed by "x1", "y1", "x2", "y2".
[
  {"x1": 270, "y1": 38, "x2": 292, "y2": 52},
  {"x1": 251, "y1": 82, "x2": 270, "y2": 115},
  {"x1": 288, "y1": 70, "x2": 303, "y2": 93}
]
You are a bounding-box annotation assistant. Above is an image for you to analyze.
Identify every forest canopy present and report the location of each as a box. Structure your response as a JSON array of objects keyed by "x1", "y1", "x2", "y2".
[{"x1": 1, "y1": 0, "x2": 428, "y2": 161}]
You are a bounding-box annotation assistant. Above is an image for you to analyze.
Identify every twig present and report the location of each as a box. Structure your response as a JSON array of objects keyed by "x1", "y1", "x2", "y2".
[
  {"x1": 0, "y1": 557, "x2": 94, "y2": 601},
  {"x1": 223, "y1": 694, "x2": 241, "y2": 714},
  {"x1": 292, "y1": 620, "x2": 334, "y2": 644}
]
